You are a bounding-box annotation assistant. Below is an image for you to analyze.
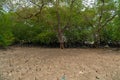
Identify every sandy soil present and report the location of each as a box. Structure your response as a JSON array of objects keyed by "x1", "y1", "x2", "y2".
[{"x1": 0, "y1": 47, "x2": 120, "y2": 80}]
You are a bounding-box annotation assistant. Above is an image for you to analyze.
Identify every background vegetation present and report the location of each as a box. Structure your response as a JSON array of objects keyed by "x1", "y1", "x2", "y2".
[{"x1": 0, "y1": 0, "x2": 120, "y2": 48}]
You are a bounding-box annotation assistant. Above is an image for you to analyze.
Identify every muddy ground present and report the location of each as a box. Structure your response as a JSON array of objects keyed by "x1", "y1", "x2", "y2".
[{"x1": 0, "y1": 47, "x2": 120, "y2": 80}]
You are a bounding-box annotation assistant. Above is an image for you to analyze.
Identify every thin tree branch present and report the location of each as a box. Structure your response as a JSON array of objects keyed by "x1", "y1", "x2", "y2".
[
  {"x1": 98, "y1": 14, "x2": 117, "y2": 32},
  {"x1": 63, "y1": 0, "x2": 76, "y2": 31},
  {"x1": 98, "y1": 0, "x2": 104, "y2": 25},
  {"x1": 29, "y1": 0, "x2": 43, "y2": 8},
  {"x1": 15, "y1": 0, "x2": 45, "y2": 19}
]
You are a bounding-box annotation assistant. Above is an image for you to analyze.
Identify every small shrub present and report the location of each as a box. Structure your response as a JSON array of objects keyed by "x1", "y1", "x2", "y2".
[
  {"x1": 34, "y1": 31, "x2": 58, "y2": 45},
  {"x1": 0, "y1": 31, "x2": 14, "y2": 48}
]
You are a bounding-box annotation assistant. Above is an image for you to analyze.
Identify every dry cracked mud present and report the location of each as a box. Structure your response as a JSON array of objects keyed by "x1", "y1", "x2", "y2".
[{"x1": 0, "y1": 47, "x2": 120, "y2": 80}]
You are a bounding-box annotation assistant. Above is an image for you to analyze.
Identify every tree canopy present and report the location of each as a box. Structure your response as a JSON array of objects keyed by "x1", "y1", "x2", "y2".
[{"x1": 0, "y1": 0, "x2": 120, "y2": 48}]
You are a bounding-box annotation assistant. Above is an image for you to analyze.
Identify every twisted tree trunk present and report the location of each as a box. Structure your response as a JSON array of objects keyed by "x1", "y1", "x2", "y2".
[
  {"x1": 94, "y1": 31, "x2": 100, "y2": 48},
  {"x1": 56, "y1": 3, "x2": 64, "y2": 49}
]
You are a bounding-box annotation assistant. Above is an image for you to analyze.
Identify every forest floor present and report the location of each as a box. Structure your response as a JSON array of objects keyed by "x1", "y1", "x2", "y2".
[{"x1": 0, "y1": 47, "x2": 120, "y2": 80}]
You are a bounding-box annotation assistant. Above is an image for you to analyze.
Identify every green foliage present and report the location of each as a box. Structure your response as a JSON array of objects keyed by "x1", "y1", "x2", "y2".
[
  {"x1": 0, "y1": 13, "x2": 15, "y2": 48},
  {"x1": 101, "y1": 26, "x2": 120, "y2": 45},
  {"x1": 12, "y1": 22, "x2": 36, "y2": 43},
  {"x1": 0, "y1": 0, "x2": 119, "y2": 48},
  {"x1": 65, "y1": 27, "x2": 89, "y2": 43},
  {"x1": 0, "y1": 31, "x2": 14, "y2": 48},
  {"x1": 34, "y1": 31, "x2": 58, "y2": 44}
]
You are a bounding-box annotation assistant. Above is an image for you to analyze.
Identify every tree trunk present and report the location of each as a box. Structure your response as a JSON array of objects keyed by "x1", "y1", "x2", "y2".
[
  {"x1": 57, "y1": 26, "x2": 64, "y2": 49},
  {"x1": 56, "y1": 6, "x2": 65, "y2": 49},
  {"x1": 58, "y1": 31, "x2": 64, "y2": 49},
  {"x1": 60, "y1": 42, "x2": 64, "y2": 49},
  {"x1": 94, "y1": 31, "x2": 100, "y2": 48}
]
